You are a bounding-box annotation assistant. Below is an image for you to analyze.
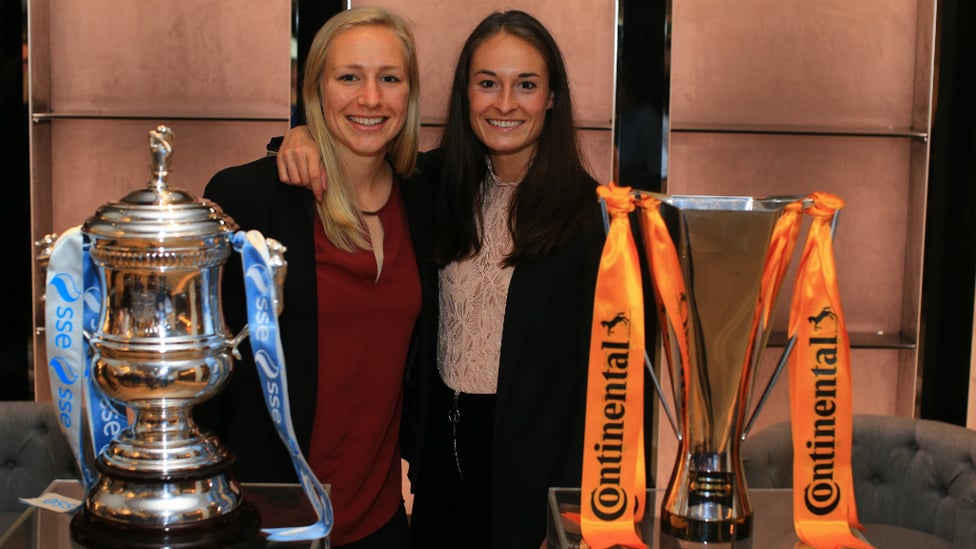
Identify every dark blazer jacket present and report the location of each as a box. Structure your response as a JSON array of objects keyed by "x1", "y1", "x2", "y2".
[
  {"x1": 197, "y1": 154, "x2": 437, "y2": 484},
  {"x1": 488, "y1": 210, "x2": 607, "y2": 548}
]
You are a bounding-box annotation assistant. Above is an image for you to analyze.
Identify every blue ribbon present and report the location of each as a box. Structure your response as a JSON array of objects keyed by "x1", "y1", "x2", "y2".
[
  {"x1": 232, "y1": 230, "x2": 334, "y2": 541},
  {"x1": 43, "y1": 228, "x2": 128, "y2": 490}
]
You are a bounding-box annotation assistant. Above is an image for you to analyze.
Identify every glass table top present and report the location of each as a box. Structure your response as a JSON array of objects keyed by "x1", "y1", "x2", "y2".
[
  {"x1": 544, "y1": 488, "x2": 963, "y2": 549},
  {"x1": 546, "y1": 488, "x2": 799, "y2": 549}
]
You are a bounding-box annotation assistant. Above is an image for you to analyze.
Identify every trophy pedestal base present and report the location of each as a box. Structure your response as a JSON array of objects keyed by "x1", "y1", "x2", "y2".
[
  {"x1": 69, "y1": 501, "x2": 262, "y2": 549},
  {"x1": 660, "y1": 510, "x2": 752, "y2": 544}
]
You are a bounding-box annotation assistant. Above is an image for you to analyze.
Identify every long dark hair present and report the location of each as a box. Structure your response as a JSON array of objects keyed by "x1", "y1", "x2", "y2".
[{"x1": 433, "y1": 10, "x2": 599, "y2": 267}]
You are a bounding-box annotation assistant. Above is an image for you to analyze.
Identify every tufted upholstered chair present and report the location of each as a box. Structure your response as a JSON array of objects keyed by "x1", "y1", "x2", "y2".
[
  {"x1": 0, "y1": 400, "x2": 78, "y2": 536},
  {"x1": 741, "y1": 414, "x2": 976, "y2": 549}
]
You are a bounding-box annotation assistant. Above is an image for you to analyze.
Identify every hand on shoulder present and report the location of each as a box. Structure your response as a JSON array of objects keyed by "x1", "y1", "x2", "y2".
[{"x1": 275, "y1": 125, "x2": 328, "y2": 201}]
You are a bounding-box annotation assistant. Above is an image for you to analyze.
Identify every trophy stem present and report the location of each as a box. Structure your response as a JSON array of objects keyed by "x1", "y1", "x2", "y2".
[
  {"x1": 71, "y1": 402, "x2": 261, "y2": 547},
  {"x1": 100, "y1": 405, "x2": 228, "y2": 476}
]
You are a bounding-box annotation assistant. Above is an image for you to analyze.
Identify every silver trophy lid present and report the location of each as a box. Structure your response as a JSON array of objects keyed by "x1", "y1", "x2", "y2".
[{"x1": 84, "y1": 125, "x2": 238, "y2": 242}]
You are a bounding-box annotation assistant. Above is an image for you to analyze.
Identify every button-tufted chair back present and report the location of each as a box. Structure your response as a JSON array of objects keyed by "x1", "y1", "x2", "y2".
[
  {"x1": 742, "y1": 414, "x2": 976, "y2": 549},
  {"x1": 0, "y1": 400, "x2": 78, "y2": 534}
]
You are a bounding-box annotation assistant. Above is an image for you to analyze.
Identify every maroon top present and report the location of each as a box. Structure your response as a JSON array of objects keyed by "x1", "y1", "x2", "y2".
[{"x1": 308, "y1": 182, "x2": 420, "y2": 545}]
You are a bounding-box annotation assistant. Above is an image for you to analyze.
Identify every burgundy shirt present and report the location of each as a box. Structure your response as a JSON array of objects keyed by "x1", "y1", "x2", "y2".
[{"x1": 308, "y1": 182, "x2": 420, "y2": 545}]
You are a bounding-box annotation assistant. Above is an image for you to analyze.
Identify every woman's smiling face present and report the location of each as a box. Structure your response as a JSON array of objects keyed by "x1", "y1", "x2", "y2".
[
  {"x1": 467, "y1": 32, "x2": 553, "y2": 168},
  {"x1": 321, "y1": 24, "x2": 409, "y2": 160}
]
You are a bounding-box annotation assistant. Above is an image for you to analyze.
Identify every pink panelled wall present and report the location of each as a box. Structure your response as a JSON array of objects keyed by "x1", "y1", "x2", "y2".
[{"x1": 34, "y1": 1, "x2": 292, "y2": 231}]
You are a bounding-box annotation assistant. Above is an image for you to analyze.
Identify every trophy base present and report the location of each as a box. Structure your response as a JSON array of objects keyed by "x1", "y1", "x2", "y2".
[
  {"x1": 660, "y1": 510, "x2": 751, "y2": 544},
  {"x1": 69, "y1": 501, "x2": 262, "y2": 549}
]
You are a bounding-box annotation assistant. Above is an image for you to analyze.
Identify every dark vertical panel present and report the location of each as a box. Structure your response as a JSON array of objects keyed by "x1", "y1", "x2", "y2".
[
  {"x1": 1, "y1": 0, "x2": 31, "y2": 400},
  {"x1": 614, "y1": 0, "x2": 671, "y2": 487},
  {"x1": 613, "y1": 0, "x2": 670, "y2": 193},
  {"x1": 920, "y1": 0, "x2": 976, "y2": 424},
  {"x1": 292, "y1": 0, "x2": 345, "y2": 127}
]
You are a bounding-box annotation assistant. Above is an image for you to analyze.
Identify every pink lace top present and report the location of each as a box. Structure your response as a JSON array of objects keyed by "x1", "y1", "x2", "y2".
[{"x1": 437, "y1": 167, "x2": 518, "y2": 394}]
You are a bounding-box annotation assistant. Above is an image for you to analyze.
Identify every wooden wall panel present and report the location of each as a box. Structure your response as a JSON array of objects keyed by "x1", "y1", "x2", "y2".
[
  {"x1": 670, "y1": 0, "x2": 920, "y2": 128},
  {"x1": 49, "y1": 120, "x2": 288, "y2": 231},
  {"x1": 44, "y1": 0, "x2": 290, "y2": 116}
]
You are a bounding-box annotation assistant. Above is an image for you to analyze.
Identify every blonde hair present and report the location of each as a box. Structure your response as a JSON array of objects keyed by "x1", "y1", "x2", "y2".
[{"x1": 302, "y1": 6, "x2": 421, "y2": 251}]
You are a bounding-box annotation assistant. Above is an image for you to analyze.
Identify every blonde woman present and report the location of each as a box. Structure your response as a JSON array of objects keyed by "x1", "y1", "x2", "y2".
[{"x1": 200, "y1": 7, "x2": 435, "y2": 548}]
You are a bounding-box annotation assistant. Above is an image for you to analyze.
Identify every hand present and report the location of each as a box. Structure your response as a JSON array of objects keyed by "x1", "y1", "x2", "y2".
[{"x1": 275, "y1": 125, "x2": 328, "y2": 201}]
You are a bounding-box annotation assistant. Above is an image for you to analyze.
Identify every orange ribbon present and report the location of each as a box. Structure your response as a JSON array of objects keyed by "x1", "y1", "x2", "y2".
[
  {"x1": 580, "y1": 183, "x2": 647, "y2": 549},
  {"x1": 788, "y1": 192, "x2": 874, "y2": 549},
  {"x1": 634, "y1": 194, "x2": 691, "y2": 421},
  {"x1": 759, "y1": 200, "x2": 804, "y2": 333}
]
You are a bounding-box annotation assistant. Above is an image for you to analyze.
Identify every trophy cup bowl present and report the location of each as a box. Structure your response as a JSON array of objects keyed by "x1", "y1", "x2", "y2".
[
  {"x1": 66, "y1": 126, "x2": 263, "y2": 548},
  {"x1": 646, "y1": 195, "x2": 804, "y2": 544}
]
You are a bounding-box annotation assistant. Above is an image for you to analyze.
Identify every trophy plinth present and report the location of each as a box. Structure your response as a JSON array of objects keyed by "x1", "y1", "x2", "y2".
[
  {"x1": 70, "y1": 490, "x2": 261, "y2": 549},
  {"x1": 67, "y1": 126, "x2": 260, "y2": 547}
]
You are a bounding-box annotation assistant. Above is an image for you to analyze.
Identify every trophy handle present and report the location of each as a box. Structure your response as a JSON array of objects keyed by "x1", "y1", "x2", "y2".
[
  {"x1": 644, "y1": 351, "x2": 681, "y2": 440},
  {"x1": 741, "y1": 336, "x2": 796, "y2": 440},
  {"x1": 741, "y1": 209, "x2": 841, "y2": 439},
  {"x1": 230, "y1": 237, "x2": 288, "y2": 360},
  {"x1": 229, "y1": 328, "x2": 249, "y2": 361}
]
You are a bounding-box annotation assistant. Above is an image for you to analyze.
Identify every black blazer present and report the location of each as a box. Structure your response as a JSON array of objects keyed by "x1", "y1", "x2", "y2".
[
  {"x1": 197, "y1": 154, "x2": 437, "y2": 484},
  {"x1": 489, "y1": 211, "x2": 607, "y2": 548}
]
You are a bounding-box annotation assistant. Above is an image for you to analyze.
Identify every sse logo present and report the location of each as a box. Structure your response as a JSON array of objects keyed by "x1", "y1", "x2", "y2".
[{"x1": 48, "y1": 272, "x2": 83, "y2": 428}]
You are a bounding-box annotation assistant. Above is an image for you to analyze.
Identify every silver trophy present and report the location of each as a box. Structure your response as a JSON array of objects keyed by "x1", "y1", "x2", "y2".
[
  {"x1": 647, "y1": 195, "x2": 805, "y2": 544},
  {"x1": 38, "y1": 126, "x2": 286, "y2": 547}
]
